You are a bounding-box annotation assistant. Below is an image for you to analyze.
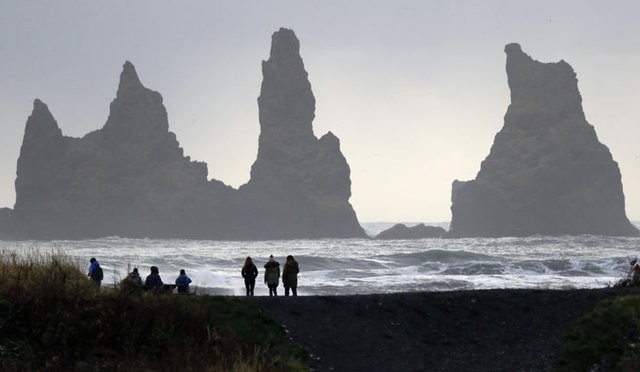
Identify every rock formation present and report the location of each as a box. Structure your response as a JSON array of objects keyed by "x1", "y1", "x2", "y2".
[
  {"x1": 449, "y1": 43, "x2": 638, "y2": 237},
  {"x1": 239, "y1": 28, "x2": 364, "y2": 238},
  {"x1": 10, "y1": 28, "x2": 365, "y2": 240},
  {"x1": 375, "y1": 223, "x2": 446, "y2": 240}
]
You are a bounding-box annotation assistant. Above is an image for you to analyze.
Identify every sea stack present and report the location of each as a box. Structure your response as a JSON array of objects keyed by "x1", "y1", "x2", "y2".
[
  {"x1": 449, "y1": 43, "x2": 638, "y2": 237},
  {"x1": 13, "y1": 64, "x2": 222, "y2": 239},
  {"x1": 10, "y1": 28, "x2": 365, "y2": 240},
  {"x1": 240, "y1": 28, "x2": 365, "y2": 238}
]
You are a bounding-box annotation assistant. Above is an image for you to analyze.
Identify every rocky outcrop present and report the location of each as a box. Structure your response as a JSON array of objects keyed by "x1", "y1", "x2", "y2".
[
  {"x1": 239, "y1": 28, "x2": 364, "y2": 238},
  {"x1": 449, "y1": 43, "x2": 638, "y2": 237},
  {"x1": 11, "y1": 28, "x2": 365, "y2": 240},
  {"x1": 375, "y1": 223, "x2": 446, "y2": 240},
  {"x1": 13, "y1": 67, "x2": 233, "y2": 239}
]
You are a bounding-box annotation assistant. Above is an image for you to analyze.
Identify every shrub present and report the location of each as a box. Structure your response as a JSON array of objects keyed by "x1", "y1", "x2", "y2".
[{"x1": 554, "y1": 295, "x2": 640, "y2": 372}]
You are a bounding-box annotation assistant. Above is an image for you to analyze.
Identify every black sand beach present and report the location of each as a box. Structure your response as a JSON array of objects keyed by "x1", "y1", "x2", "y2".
[{"x1": 244, "y1": 287, "x2": 640, "y2": 371}]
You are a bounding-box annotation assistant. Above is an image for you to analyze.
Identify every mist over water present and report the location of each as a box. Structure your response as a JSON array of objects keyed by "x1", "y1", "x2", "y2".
[{"x1": 2, "y1": 232, "x2": 639, "y2": 296}]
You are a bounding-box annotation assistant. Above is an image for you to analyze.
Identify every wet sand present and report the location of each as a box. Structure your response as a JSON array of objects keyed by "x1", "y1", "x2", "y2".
[{"x1": 243, "y1": 287, "x2": 640, "y2": 371}]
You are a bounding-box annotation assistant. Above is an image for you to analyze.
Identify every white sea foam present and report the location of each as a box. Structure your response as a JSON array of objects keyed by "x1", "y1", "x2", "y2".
[{"x1": 1, "y1": 234, "x2": 638, "y2": 295}]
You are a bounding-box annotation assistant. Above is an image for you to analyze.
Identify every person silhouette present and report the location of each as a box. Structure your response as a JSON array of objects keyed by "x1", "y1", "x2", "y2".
[
  {"x1": 264, "y1": 255, "x2": 280, "y2": 296},
  {"x1": 242, "y1": 256, "x2": 259, "y2": 296}
]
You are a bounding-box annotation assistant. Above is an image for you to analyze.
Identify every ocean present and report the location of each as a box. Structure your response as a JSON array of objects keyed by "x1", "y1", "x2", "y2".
[{"x1": 2, "y1": 223, "x2": 639, "y2": 296}]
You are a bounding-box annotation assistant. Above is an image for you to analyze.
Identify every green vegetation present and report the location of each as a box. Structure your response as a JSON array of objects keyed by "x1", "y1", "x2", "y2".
[
  {"x1": 0, "y1": 251, "x2": 310, "y2": 371},
  {"x1": 554, "y1": 295, "x2": 640, "y2": 372}
]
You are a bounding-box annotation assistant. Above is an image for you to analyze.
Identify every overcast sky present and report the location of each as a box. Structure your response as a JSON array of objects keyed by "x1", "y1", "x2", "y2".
[{"x1": 1, "y1": 1, "x2": 638, "y2": 223}]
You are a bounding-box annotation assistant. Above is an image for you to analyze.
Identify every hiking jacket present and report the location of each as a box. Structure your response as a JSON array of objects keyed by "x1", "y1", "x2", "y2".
[
  {"x1": 282, "y1": 259, "x2": 299, "y2": 288},
  {"x1": 145, "y1": 273, "x2": 164, "y2": 292},
  {"x1": 264, "y1": 260, "x2": 280, "y2": 286},
  {"x1": 175, "y1": 274, "x2": 192, "y2": 293}
]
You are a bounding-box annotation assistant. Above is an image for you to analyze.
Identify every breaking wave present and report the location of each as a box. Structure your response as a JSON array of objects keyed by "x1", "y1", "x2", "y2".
[{"x1": 1, "y1": 233, "x2": 639, "y2": 296}]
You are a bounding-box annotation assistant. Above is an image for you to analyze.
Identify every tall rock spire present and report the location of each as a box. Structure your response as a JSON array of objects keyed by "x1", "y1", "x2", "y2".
[
  {"x1": 257, "y1": 27, "x2": 315, "y2": 144},
  {"x1": 244, "y1": 27, "x2": 365, "y2": 238},
  {"x1": 14, "y1": 99, "x2": 68, "y2": 236},
  {"x1": 449, "y1": 44, "x2": 638, "y2": 237},
  {"x1": 116, "y1": 60, "x2": 145, "y2": 98}
]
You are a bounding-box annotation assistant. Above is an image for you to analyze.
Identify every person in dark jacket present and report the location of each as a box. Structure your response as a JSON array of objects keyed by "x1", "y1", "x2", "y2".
[
  {"x1": 144, "y1": 266, "x2": 164, "y2": 293},
  {"x1": 241, "y1": 256, "x2": 259, "y2": 296},
  {"x1": 282, "y1": 255, "x2": 300, "y2": 296},
  {"x1": 126, "y1": 267, "x2": 143, "y2": 286},
  {"x1": 264, "y1": 255, "x2": 280, "y2": 296},
  {"x1": 87, "y1": 257, "x2": 103, "y2": 287},
  {"x1": 175, "y1": 269, "x2": 192, "y2": 294}
]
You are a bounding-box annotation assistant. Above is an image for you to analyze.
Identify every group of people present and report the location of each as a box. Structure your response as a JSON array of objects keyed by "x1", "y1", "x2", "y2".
[
  {"x1": 87, "y1": 258, "x2": 192, "y2": 294},
  {"x1": 128, "y1": 266, "x2": 193, "y2": 293},
  {"x1": 88, "y1": 254, "x2": 300, "y2": 296},
  {"x1": 242, "y1": 255, "x2": 300, "y2": 296}
]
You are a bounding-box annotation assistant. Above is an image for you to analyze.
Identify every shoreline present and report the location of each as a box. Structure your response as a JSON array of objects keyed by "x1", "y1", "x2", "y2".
[{"x1": 242, "y1": 287, "x2": 640, "y2": 371}]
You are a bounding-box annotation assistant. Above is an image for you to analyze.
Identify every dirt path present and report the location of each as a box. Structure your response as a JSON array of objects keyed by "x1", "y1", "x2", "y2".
[{"x1": 243, "y1": 287, "x2": 640, "y2": 371}]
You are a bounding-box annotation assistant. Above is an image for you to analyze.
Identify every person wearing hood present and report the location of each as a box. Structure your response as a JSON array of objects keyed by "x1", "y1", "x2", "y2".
[
  {"x1": 144, "y1": 266, "x2": 164, "y2": 293},
  {"x1": 282, "y1": 255, "x2": 300, "y2": 296},
  {"x1": 264, "y1": 255, "x2": 280, "y2": 296}
]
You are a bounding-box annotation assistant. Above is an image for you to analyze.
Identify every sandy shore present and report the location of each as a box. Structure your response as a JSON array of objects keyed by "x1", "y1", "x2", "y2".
[{"x1": 243, "y1": 287, "x2": 640, "y2": 371}]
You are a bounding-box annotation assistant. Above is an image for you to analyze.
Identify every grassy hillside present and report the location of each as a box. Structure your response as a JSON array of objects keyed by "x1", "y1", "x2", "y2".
[{"x1": 0, "y1": 251, "x2": 309, "y2": 371}]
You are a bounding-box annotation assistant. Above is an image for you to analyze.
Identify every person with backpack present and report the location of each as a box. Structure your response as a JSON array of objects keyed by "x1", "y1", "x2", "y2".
[
  {"x1": 264, "y1": 255, "x2": 280, "y2": 296},
  {"x1": 241, "y1": 256, "x2": 259, "y2": 296},
  {"x1": 87, "y1": 257, "x2": 103, "y2": 287}
]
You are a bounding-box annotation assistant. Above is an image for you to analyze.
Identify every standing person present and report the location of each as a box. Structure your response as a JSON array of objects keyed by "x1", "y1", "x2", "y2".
[
  {"x1": 241, "y1": 256, "x2": 259, "y2": 296},
  {"x1": 87, "y1": 257, "x2": 103, "y2": 287},
  {"x1": 633, "y1": 262, "x2": 640, "y2": 286},
  {"x1": 175, "y1": 269, "x2": 192, "y2": 294},
  {"x1": 282, "y1": 255, "x2": 300, "y2": 296},
  {"x1": 264, "y1": 255, "x2": 280, "y2": 296},
  {"x1": 144, "y1": 266, "x2": 164, "y2": 293}
]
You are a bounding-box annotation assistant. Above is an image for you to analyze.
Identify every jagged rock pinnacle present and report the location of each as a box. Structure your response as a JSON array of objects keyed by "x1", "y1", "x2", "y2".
[
  {"x1": 24, "y1": 99, "x2": 62, "y2": 140},
  {"x1": 116, "y1": 61, "x2": 144, "y2": 97},
  {"x1": 269, "y1": 28, "x2": 301, "y2": 61}
]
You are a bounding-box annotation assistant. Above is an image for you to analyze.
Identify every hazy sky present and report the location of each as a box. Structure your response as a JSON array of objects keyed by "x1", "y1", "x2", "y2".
[{"x1": 1, "y1": 1, "x2": 638, "y2": 223}]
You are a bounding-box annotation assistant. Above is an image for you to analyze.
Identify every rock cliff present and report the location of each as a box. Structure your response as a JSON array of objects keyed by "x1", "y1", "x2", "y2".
[
  {"x1": 449, "y1": 43, "x2": 638, "y2": 237},
  {"x1": 10, "y1": 28, "x2": 365, "y2": 240},
  {"x1": 375, "y1": 223, "x2": 446, "y2": 240}
]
